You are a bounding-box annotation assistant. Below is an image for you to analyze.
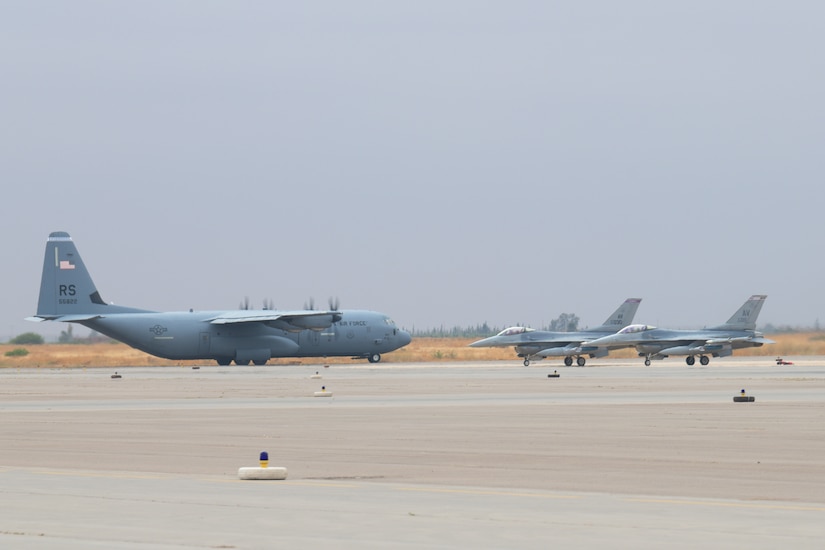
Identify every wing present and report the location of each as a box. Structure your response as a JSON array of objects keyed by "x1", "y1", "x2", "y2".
[{"x1": 206, "y1": 310, "x2": 342, "y2": 331}]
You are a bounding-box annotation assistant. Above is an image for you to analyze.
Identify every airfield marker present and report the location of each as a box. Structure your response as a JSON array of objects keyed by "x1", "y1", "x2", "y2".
[
  {"x1": 733, "y1": 388, "x2": 755, "y2": 403},
  {"x1": 238, "y1": 451, "x2": 287, "y2": 480},
  {"x1": 314, "y1": 385, "x2": 333, "y2": 397}
]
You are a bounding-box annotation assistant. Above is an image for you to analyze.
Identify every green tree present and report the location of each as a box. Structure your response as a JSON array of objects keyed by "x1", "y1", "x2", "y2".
[
  {"x1": 549, "y1": 313, "x2": 579, "y2": 332},
  {"x1": 59, "y1": 324, "x2": 74, "y2": 343},
  {"x1": 9, "y1": 332, "x2": 44, "y2": 345}
]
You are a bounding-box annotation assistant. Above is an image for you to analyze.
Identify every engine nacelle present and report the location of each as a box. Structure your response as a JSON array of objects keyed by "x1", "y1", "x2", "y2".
[
  {"x1": 289, "y1": 314, "x2": 334, "y2": 331},
  {"x1": 268, "y1": 314, "x2": 335, "y2": 332}
]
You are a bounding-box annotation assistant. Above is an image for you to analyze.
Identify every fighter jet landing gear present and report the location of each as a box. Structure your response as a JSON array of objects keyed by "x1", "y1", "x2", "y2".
[
  {"x1": 564, "y1": 356, "x2": 573, "y2": 367},
  {"x1": 644, "y1": 355, "x2": 651, "y2": 366},
  {"x1": 685, "y1": 355, "x2": 710, "y2": 366},
  {"x1": 576, "y1": 356, "x2": 586, "y2": 367},
  {"x1": 523, "y1": 358, "x2": 531, "y2": 367}
]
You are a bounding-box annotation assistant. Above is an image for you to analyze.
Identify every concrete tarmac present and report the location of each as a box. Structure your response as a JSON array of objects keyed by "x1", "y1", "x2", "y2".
[{"x1": 1, "y1": 358, "x2": 824, "y2": 548}]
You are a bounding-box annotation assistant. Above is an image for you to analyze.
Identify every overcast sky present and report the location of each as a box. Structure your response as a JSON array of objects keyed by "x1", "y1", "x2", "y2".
[{"x1": 2, "y1": 1, "x2": 823, "y2": 340}]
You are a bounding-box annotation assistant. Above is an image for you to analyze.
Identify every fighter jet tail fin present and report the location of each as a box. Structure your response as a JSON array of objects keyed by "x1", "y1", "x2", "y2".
[
  {"x1": 586, "y1": 298, "x2": 642, "y2": 332},
  {"x1": 709, "y1": 295, "x2": 767, "y2": 331},
  {"x1": 33, "y1": 231, "x2": 148, "y2": 320}
]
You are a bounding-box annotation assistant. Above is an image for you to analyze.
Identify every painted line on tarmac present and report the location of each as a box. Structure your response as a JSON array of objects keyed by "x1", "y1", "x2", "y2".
[
  {"x1": 397, "y1": 486, "x2": 582, "y2": 500},
  {"x1": 624, "y1": 497, "x2": 825, "y2": 512}
]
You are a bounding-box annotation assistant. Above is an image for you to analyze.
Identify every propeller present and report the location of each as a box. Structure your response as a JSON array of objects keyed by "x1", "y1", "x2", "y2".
[
  {"x1": 304, "y1": 297, "x2": 315, "y2": 311},
  {"x1": 239, "y1": 296, "x2": 251, "y2": 310},
  {"x1": 328, "y1": 296, "x2": 340, "y2": 311}
]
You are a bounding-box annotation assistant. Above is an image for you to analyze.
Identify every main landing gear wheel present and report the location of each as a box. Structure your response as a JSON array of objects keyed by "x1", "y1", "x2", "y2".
[
  {"x1": 253, "y1": 359, "x2": 267, "y2": 366},
  {"x1": 216, "y1": 358, "x2": 232, "y2": 366},
  {"x1": 523, "y1": 358, "x2": 530, "y2": 367},
  {"x1": 576, "y1": 356, "x2": 586, "y2": 367},
  {"x1": 700, "y1": 355, "x2": 710, "y2": 366},
  {"x1": 686, "y1": 356, "x2": 696, "y2": 366},
  {"x1": 564, "y1": 356, "x2": 573, "y2": 367},
  {"x1": 368, "y1": 353, "x2": 381, "y2": 363}
]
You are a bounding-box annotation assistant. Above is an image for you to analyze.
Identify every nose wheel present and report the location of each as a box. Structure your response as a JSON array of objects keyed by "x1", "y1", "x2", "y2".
[{"x1": 523, "y1": 358, "x2": 530, "y2": 367}]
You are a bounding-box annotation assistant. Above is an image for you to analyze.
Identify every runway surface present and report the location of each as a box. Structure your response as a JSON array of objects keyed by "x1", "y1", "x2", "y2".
[{"x1": 2, "y1": 357, "x2": 824, "y2": 548}]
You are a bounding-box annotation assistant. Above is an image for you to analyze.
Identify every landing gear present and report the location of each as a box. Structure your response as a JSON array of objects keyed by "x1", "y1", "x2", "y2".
[
  {"x1": 686, "y1": 356, "x2": 696, "y2": 366},
  {"x1": 576, "y1": 356, "x2": 586, "y2": 367},
  {"x1": 253, "y1": 359, "x2": 268, "y2": 366},
  {"x1": 700, "y1": 355, "x2": 710, "y2": 366},
  {"x1": 523, "y1": 358, "x2": 530, "y2": 367},
  {"x1": 216, "y1": 357, "x2": 232, "y2": 366},
  {"x1": 235, "y1": 359, "x2": 250, "y2": 366},
  {"x1": 564, "y1": 356, "x2": 573, "y2": 367},
  {"x1": 644, "y1": 358, "x2": 651, "y2": 366},
  {"x1": 368, "y1": 353, "x2": 381, "y2": 363}
]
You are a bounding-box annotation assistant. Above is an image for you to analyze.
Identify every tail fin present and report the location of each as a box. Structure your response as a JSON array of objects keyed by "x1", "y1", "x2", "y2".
[
  {"x1": 587, "y1": 298, "x2": 642, "y2": 332},
  {"x1": 31, "y1": 231, "x2": 147, "y2": 320},
  {"x1": 710, "y1": 295, "x2": 767, "y2": 331}
]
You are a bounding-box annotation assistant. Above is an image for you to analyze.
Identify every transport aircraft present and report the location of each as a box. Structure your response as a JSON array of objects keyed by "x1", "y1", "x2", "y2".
[
  {"x1": 28, "y1": 232, "x2": 411, "y2": 365},
  {"x1": 581, "y1": 295, "x2": 773, "y2": 366},
  {"x1": 468, "y1": 298, "x2": 642, "y2": 366}
]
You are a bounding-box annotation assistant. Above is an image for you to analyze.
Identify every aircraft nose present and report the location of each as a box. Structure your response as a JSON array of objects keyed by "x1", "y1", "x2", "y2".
[
  {"x1": 469, "y1": 337, "x2": 494, "y2": 347},
  {"x1": 398, "y1": 329, "x2": 412, "y2": 347}
]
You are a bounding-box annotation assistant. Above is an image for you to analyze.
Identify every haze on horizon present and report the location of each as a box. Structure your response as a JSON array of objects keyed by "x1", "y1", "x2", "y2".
[{"x1": 2, "y1": 2, "x2": 823, "y2": 342}]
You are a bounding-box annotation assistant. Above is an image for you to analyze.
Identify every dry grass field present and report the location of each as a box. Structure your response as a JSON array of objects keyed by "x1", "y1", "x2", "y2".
[{"x1": 1, "y1": 333, "x2": 823, "y2": 368}]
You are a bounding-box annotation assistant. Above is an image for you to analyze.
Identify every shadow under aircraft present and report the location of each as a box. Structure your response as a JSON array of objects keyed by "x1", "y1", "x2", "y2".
[{"x1": 28, "y1": 232, "x2": 411, "y2": 365}]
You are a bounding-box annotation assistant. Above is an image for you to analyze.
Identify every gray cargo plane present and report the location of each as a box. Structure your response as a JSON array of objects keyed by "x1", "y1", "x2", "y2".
[
  {"x1": 581, "y1": 295, "x2": 773, "y2": 366},
  {"x1": 468, "y1": 298, "x2": 642, "y2": 366},
  {"x1": 27, "y1": 232, "x2": 411, "y2": 365}
]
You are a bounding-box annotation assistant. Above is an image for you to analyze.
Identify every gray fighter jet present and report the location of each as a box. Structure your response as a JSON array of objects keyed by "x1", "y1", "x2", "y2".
[
  {"x1": 581, "y1": 295, "x2": 773, "y2": 366},
  {"x1": 468, "y1": 298, "x2": 642, "y2": 366},
  {"x1": 27, "y1": 232, "x2": 411, "y2": 365}
]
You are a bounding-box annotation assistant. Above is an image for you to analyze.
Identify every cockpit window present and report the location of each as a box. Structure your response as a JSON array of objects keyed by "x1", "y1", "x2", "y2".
[
  {"x1": 617, "y1": 324, "x2": 655, "y2": 334},
  {"x1": 384, "y1": 318, "x2": 396, "y2": 326},
  {"x1": 498, "y1": 326, "x2": 535, "y2": 336}
]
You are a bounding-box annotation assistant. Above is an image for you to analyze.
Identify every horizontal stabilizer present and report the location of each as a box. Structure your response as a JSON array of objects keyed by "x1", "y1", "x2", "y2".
[{"x1": 26, "y1": 314, "x2": 103, "y2": 323}]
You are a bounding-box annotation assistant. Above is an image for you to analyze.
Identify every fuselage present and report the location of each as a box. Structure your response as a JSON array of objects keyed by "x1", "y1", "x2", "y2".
[
  {"x1": 584, "y1": 326, "x2": 767, "y2": 356},
  {"x1": 470, "y1": 328, "x2": 618, "y2": 355},
  {"x1": 80, "y1": 309, "x2": 411, "y2": 364}
]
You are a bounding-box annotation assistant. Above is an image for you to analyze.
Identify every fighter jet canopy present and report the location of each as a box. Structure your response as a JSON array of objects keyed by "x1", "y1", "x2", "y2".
[
  {"x1": 616, "y1": 324, "x2": 656, "y2": 334},
  {"x1": 497, "y1": 326, "x2": 535, "y2": 336}
]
